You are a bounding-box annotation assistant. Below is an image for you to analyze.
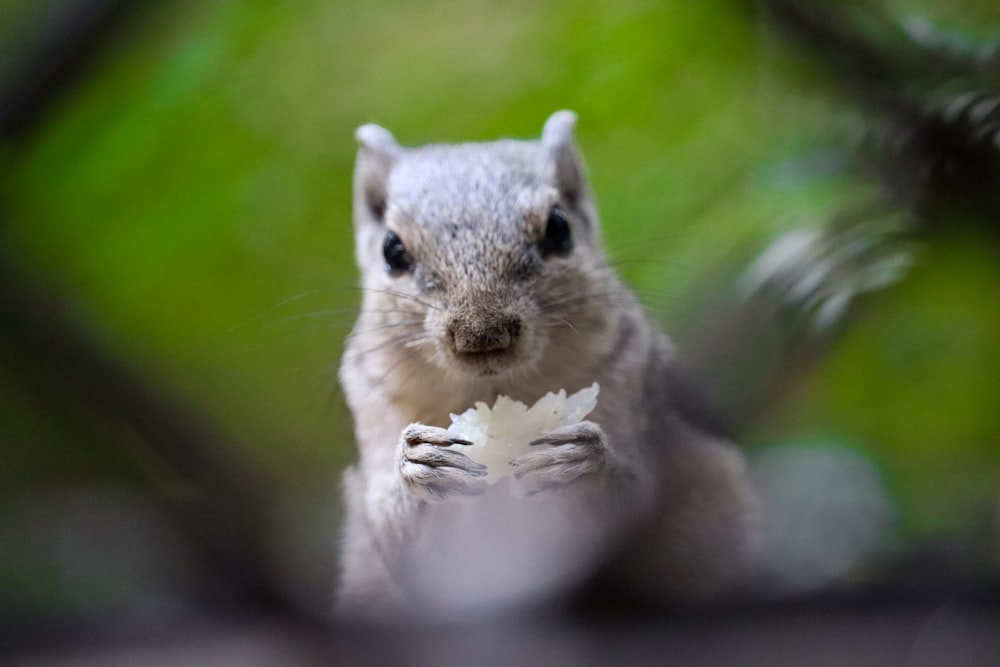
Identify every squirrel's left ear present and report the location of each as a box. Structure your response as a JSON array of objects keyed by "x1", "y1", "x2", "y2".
[
  {"x1": 541, "y1": 110, "x2": 586, "y2": 208},
  {"x1": 354, "y1": 123, "x2": 401, "y2": 224}
]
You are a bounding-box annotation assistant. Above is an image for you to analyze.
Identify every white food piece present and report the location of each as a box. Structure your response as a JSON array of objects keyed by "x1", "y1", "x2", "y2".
[{"x1": 446, "y1": 383, "x2": 600, "y2": 490}]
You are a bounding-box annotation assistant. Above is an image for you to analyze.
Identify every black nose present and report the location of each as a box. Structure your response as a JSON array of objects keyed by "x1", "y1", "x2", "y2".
[{"x1": 448, "y1": 314, "x2": 522, "y2": 354}]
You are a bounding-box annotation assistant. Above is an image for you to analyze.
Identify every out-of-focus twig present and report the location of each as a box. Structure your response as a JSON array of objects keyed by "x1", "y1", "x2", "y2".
[
  {"x1": 0, "y1": 0, "x2": 133, "y2": 142},
  {"x1": 0, "y1": 248, "x2": 284, "y2": 615},
  {"x1": 685, "y1": 1, "x2": 1000, "y2": 433},
  {"x1": 756, "y1": 0, "x2": 1000, "y2": 223}
]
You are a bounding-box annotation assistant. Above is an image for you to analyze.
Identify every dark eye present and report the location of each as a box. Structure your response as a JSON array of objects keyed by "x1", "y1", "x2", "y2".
[
  {"x1": 540, "y1": 207, "x2": 573, "y2": 258},
  {"x1": 383, "y1": 231, "x2": 413, "y2": 274}
]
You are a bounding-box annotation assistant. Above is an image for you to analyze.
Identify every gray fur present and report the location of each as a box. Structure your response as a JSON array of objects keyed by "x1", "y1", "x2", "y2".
[{"x1": 337, "y1": 111, "x2": 762, "y2": 620}]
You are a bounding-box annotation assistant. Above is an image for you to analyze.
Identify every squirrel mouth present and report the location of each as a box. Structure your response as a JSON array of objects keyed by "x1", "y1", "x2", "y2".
[{"x1": 453, "y1": 348, "x2": 522, "y2": 377}]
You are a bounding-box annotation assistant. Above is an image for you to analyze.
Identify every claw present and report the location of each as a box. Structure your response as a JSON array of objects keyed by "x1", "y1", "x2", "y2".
[
  {"x1": 401, "y1": 460, "x2": 489, "y2": 500},
  {"x1": 405, "y1": 444, "x2": 488, "y2": 473},
  {"x1": 404, "y1": 424, "x2": 473, "y2": 448},
  {"x1": 513, "y1": 421, "x2": 607, "y2": 494},
  {"x1": 529, "y1": 422, "x2": 602, "y2": 447},
  {"x1": 398, "y1": 424, "x2": 489, "y2": 502}
]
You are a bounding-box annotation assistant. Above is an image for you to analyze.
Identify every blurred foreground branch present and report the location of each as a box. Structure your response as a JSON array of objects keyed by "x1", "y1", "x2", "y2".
[
  {"x1": 0, "y1": 0, "x2": 133, "y2": 142},
  {"x1": 687, "y1": 0, "x2": 1000, "y2": 430},
  {"x1": 0, "y1": 250, "x2": 286, "y2": 630},
  {"x1": 757, "y1": 0, "x2": 1000, "y2": 222}
]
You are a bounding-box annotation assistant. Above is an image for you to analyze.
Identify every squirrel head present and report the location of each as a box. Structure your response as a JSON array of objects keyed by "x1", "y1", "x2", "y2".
[{"x1": 350, "y1": 111, "x2": 611, "y2": 379}]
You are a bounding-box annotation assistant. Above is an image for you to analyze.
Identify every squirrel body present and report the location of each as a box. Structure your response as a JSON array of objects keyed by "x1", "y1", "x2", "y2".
[{"x1": 336, "y1": 112, "x2": 760, "y2": 619}]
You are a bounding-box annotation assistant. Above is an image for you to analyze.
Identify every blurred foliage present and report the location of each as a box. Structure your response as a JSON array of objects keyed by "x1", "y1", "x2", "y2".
[
  {"x1": 774, "y1": 232, "x2": 1000, "y2": 540},
  {"x1": 0, "y1": 0, "x2": 999, "y2": 625}
]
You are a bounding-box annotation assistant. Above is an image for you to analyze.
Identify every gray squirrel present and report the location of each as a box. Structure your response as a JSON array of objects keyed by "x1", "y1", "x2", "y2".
[{"x1": 336, "y1": 111, "x2": 761, "y2": 620}]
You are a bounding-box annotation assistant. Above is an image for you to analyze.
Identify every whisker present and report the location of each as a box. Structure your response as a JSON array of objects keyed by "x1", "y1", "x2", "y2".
[
  {"x1": 360, "y1": 287, "x2": 442, "y2": 312},
  {"x1": 536, "y1": 290, "x2": 634, "y2": 314},
  {"x1": 346, "y1": 320, "x2": 426, "y2": 336},
  {"x1": 368, "y1": 344, "x2": 432, "y2": 403},
  {"x1": 544, "y1": 315, "x2": 582, "y2": 337},
  {"x1": 286, "y1": 309, "x2": 355, "y2": 328},
  {"x1": 342, "y1": 330, "x2": 432, "y2": 362}
]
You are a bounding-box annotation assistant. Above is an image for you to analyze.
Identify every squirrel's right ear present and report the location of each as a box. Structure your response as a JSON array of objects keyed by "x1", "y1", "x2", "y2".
[
  {"x1": 541, "y1": 110, "x2": 586, "y2": 208},
  {"x1": 354, "y1": 123, "x2": 401, "y2": 223}
]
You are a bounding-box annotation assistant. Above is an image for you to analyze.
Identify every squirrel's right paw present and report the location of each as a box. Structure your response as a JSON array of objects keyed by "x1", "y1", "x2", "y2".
[{"x1": 398, "y1": 424, "x2": 489, "y2": 502}]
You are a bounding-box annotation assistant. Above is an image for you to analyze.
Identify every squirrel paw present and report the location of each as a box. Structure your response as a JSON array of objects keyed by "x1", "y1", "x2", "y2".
[
  {"x1": 398, "y1": 424, "x2": 489, "y2": 502},
  {"x1": 510, "y1": 420, "x2": 607, "y2": 495}
]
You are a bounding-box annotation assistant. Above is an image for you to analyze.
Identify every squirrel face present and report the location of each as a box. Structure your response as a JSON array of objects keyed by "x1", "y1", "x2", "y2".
[{"x1": 351, "y1": 112, "x2": 609, "y2": 379}]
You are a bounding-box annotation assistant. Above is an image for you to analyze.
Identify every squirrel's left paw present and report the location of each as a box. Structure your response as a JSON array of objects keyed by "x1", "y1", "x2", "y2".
[{"x1": 510, "y1": 420, "x2": 606, "y2": 495}]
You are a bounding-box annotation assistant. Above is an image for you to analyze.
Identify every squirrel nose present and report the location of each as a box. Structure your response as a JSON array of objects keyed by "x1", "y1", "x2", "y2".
[{"x1": 448, "y1": 314, "x2": 522, "y2": 354}]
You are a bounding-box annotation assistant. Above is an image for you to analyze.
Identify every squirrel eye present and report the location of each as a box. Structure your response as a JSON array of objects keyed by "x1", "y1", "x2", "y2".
[
  {"x1": 540, "y1": 206, "x2": 573, "y2": 258},
  {"x1": 383, "y1": 231, "x2": 413, "y2": 274}
]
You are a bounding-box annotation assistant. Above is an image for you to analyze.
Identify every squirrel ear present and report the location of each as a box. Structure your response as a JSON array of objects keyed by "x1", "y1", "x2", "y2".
[
  {"x1": 541, "y1": 110, "x2": 577, "y2": 149},
  {"x1": 541, "y1": 110, "x2": 585, "y2": 207},
  {"x1": 356, "y1": 123, "x2": 401, "y2": 156},
  {"x1": 354, "y1": 123, "x2": 401, "y2": 223}
]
